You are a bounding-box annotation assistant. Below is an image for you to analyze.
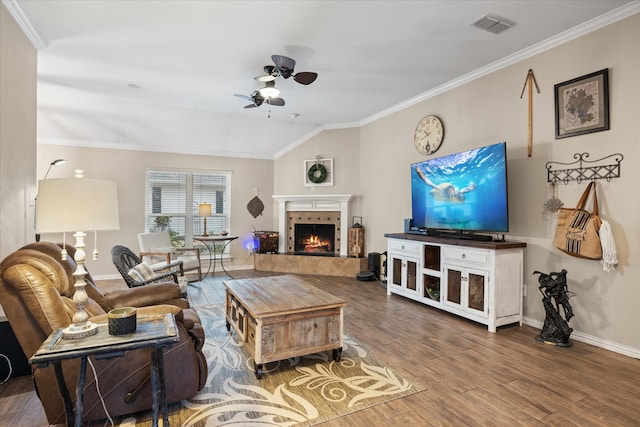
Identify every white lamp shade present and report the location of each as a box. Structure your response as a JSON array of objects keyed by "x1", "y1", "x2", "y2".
[
  {"x1": 36, "y1": 178, "x2": 120, "y2": 233},
  {"x1": 198, "y1": 202, "x2": 212, "y2": 216}
]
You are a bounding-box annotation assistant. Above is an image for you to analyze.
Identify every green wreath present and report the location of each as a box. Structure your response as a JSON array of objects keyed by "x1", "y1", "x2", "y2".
[{"x1": 307, "y1": 163, "x2": 328, "y2": 184}]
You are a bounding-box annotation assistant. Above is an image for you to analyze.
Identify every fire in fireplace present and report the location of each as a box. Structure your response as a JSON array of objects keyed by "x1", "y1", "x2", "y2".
[{"x1": 294, "y1": 224, "x2": 335, "y2": 255}]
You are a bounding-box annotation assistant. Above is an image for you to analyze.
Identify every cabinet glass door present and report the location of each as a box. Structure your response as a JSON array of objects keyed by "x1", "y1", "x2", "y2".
[
  {"x1": 391, "y1": 257, "x2": 403, "y2": 287},
  {"x1": 467, "y1": 272, "x2": 485, "y2": 311},
  {"x1": 406, "y1": 260, "x2": 417, "y2": 291},
  {"x1": 446, "y1": 268, "x2": 462, "y2": 305}
]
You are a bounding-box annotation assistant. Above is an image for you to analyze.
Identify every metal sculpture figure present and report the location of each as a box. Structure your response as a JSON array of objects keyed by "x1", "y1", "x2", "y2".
[{"x1": 533, "y1": 269, "x2": 574, "y2": 347}]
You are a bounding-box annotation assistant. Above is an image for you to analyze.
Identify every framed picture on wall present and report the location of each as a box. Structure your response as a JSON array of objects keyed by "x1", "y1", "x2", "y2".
[
  {"x1": 554, "y1": 68, "x2": 609, "y2": 139},
  {"x1": 304, "y1": 158, "x2": 334, "y2": 187}
]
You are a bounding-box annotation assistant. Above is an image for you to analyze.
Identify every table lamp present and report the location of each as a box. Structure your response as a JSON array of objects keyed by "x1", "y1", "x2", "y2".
[
  {"x1": 199, "y1": 202, "x2": 212, "y2": 236},
  {"x1": 35, "y1": 175, "x2": 120, "y2": 339}
]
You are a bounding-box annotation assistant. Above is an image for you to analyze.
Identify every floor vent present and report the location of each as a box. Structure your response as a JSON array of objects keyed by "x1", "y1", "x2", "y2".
[{"x1": 472, "y1": 15, "x2": 515, "y2": 34}]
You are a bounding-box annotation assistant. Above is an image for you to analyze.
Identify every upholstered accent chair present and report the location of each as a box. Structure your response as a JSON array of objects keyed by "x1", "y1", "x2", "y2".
[
  {"x1": 0, "y1": 242, "x2": 207, "y2": 425},
  {"x1": 138, "y1": 232, "x2": 202, "y2": 281}
]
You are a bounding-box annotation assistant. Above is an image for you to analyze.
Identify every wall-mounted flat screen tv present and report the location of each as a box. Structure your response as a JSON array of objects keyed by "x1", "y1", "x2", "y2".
[{"x1": 411, "y1": 141, "x2": 509, "y2": 236}]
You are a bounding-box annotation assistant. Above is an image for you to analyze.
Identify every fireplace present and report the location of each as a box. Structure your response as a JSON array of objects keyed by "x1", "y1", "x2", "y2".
[
  {"x1": 273, "y1": 194, "x2": 353, "y2": 256},
  {"x1": 294, "y1": 223, "x2": 335, "y2": 255}
]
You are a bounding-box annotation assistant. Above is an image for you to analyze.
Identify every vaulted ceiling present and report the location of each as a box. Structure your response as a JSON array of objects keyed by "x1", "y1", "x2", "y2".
[{"x1": 7, "y1": 0, "x2": 639, "y2": 159}]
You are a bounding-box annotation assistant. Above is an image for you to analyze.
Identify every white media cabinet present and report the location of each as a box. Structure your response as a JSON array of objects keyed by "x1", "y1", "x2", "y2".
[{"x1": 385, "y1": 233, "x2": 526, "y2": 332}]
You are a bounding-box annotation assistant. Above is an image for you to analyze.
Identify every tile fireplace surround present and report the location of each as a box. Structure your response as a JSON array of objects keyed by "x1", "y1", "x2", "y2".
[
  {"x1": 256, "y1": 195, "x2": 366, "y2": 277},
  {"x1": 273, "y1": 194, "x2": 353, "y2": 256}
]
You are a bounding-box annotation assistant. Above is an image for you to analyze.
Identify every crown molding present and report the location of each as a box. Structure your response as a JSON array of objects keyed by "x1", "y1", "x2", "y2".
[
  {"x1": 38, "y1": 137, "x2": 275, "y2": 160},
  {"x1": 359, "y1": 1, "x2": 640, "y2": 128},
  {"x1": 2, "y1": 0, "x2": 46, "y2": 50},
  {"x1": 13, "y1": 0, "x2": 640, "y2": 159},
  {"x1": 272, "y1": 121, "x2": 360, "y2": 159},
  {"x1": 272, "y1": 127, "x2": 324, "y2": 159},
  {"x1": 276, "y1": 2, "x2": 640, "y2": 156}
]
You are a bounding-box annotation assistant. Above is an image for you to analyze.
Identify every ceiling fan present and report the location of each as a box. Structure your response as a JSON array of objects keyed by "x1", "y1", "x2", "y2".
[
  {"x1": 255, "y1": 55, "x2": 318, "y2": 85},
  {"x1": 233, "y1": 88, "x2": 285, "y2": 109},
  {"x1": 234, "y1": 55, "x2": 316, "y2": 112}
]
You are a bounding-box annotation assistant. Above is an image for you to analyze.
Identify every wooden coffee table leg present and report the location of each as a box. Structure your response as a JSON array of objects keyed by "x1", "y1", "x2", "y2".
[
  {"x1": 332, "y1": 347, "x2": 342, "y2": 362},
  {"x1": 254, "y1": 361, "x2": 263, "y2": 379}
]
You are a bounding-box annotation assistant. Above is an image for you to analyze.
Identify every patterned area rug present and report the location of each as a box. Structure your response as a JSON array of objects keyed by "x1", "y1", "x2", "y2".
[{"x1": 114, "y1": 304, "x2": 425, "y2": 426}]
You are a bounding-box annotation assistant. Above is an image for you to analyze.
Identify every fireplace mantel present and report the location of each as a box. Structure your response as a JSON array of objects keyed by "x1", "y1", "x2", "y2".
[{"x1": 273, "y1": 194, "x2": 353, "y2": 256}]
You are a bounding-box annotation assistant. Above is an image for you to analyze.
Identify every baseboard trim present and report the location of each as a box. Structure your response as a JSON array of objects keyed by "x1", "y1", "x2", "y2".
[{"x1": 523, "y1": 317, "x2": 640, "y2": 359}]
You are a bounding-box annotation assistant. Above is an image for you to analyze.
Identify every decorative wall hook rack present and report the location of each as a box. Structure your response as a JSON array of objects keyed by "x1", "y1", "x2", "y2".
[{"x1": 545, "y1": 152, "x2": 623, "y2": 184}]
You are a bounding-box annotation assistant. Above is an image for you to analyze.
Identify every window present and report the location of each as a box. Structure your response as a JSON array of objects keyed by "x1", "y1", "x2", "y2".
[{"x1": 145, "y1": 169, "x2": 231, "y2": 249}]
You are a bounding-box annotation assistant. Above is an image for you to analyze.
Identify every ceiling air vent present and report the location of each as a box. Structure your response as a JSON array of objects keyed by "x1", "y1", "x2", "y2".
[{"x1": 472, "y1": 15, "x2": 515, "y2": 34}]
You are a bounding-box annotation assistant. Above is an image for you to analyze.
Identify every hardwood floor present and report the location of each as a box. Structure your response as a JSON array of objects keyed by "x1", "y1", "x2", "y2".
[{"x1": 2, "y1": 271, "x2": 639, "y2": 426}]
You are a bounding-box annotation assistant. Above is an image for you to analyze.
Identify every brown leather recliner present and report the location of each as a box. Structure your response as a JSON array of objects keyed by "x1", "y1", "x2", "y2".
[{"x1": 0, "y1": 242, "x2": 208, "y2": 425}]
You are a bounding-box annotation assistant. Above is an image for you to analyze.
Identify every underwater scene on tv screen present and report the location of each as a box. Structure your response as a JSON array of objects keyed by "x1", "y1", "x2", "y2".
[{"x1": 411, "y1": 142, "x2": 508, "y2": 233}]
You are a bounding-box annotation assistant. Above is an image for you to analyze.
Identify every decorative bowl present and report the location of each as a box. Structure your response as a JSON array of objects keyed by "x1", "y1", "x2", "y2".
[
  {"x1": 108, "y1": 307, "x2": 137, "y2": 335},
  {"x1": 426, "y1": 288, "x2": 440, "y2": 301}
]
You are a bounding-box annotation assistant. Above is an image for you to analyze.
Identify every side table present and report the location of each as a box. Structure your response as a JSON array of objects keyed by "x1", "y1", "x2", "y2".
[
  {"x1": 193, "y1": 235, "x2": 238, "y2": 279},
  {"x1": 30, "y1": 314, "x2": 179, "y2": 427}
]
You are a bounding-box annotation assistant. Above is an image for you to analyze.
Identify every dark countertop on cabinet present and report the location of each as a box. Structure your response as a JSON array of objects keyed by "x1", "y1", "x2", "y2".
[{"x1": 384, "y1": 233, "x2": 527, "y2": 250}]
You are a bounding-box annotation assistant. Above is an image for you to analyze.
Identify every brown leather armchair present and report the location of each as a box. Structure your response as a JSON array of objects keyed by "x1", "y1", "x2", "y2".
[{"x1": 0, "y1": 242, "x2": 208, "y2": 425}]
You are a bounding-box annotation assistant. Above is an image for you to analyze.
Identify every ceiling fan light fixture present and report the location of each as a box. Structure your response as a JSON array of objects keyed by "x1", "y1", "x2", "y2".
[
  {"x1": 259, "y1": 81, "x2": 280, "y2": 98},
  {"x1": 255, "y1": 74, "x2": 276, "y2": 82}
]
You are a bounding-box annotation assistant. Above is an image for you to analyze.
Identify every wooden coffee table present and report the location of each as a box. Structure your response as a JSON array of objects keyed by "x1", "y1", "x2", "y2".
[{"x1": 224, "y1": 274, "x2": 347, "y2": 378}]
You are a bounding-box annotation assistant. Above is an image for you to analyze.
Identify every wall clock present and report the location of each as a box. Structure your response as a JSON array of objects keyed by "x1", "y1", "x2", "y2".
[{"x1": 414, "y1": 115, "x2": 444, "y2": 155}]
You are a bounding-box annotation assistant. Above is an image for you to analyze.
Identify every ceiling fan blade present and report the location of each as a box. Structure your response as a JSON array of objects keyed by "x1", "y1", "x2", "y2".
[
  {"x1": 272, "y1": 54, "x2": 296, "y2": 79},
  {"x1": 237, "y1": 92, "x2": 263, "y2": 108},
  {"x1": 234, "y1": 94, "x2": 252, "y2": 101},
  {"x1": 267, "y1": 97, "x2": 285, "y2": 106},
  {"x1": 293, "y1": 72, "x2": 318, "y2": 85}
]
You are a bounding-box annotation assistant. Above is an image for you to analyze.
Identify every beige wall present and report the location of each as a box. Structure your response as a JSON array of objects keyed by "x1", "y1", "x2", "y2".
[
  {"x1": 276, "y1": 14, "x2": 640, "y2": 353},
  {"x1": 37, "y1": 145, "x2": 275, "y2": 276},
  {"x1": 4, "y1": 3, "x2": 639, "y2": 353},
  {"x1": 274, "y1": 127, "x2": 362, "y2": 214},
  {"x1": 0, "y1": 3, "x2": 37, "y2": 260}
]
